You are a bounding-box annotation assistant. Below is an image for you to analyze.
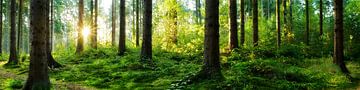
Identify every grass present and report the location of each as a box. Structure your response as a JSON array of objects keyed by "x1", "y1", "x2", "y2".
[{"x1": 0, "y1": 45, "x2": 359, "y2": 89}]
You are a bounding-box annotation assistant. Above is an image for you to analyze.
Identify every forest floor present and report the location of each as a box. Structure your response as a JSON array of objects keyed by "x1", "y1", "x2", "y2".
[{"x1": 1, "y1": 46, "x2": 360, "y2": 89}]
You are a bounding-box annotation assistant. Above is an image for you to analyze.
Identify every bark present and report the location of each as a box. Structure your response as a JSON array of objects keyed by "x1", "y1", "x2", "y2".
[
  {"x1": 8, "y1": 0, "x2": 18, "y2": 65},
  {"x1": 118, "y1": 0, "x2": 126, "y2": 55},
  {"x1": 76, "y1": 0, "x2": 84, "y2": 54},
  {"x1": 229, "y1": 0, "x2": 238, "y2": 50},
  {"x1": 111, "y1": 0, "x2": 116, "y2": 46},
  {"x1": 141, "y1": 0, "x2": 152, "y2": 61},
  {"x1": 17, "y1": 0, "x2": 23, "y2": 54},
  {"x1": 253, "y1": 0, "x2": 258, "y2": 47},
  {"x1": 276, "y1": 0, "x2": 281, "y2": 48},
  {"x1": 320, "y1": 0, "x2": 323, "y2": 36},
  {"x1": 135, "y1": 0, "x2": 140, "y2": 47},
  {"x1": 91, "y1": 0, "x2": 98, "y2": 49},
  {"x1": 240, "y1": 0, "x2": 245, "y2": 46},
  {"x1": 283, "y1": 0, "x2": 287, "y2": 24},
  {"x1": 197, "y1": 0, "x2": 223, "y2": 80},
  {"x1": 0, "y1": 0, "x2": 3, "y2": 54},
  {"x1": 23, "y1": 0, "x2": 51, "y2": 89},
  {"x1": 289, "y1": 0, "x2": 293, "y2": 33},
  {"x1": 333, "y1": 0, "x2": 350, "y2": 74},
  {"x1": 305, "y1": 0, "x2": 309, "y2": 45}
]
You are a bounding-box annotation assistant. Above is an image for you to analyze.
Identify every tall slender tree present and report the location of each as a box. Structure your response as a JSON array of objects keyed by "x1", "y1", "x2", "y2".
[
  {"x1": 47, "y1": 0, "x2": 61, "y2": 68},
  {"x1": 197, "y1": 0, "x2": 223, "y2": 80},
  {"x1": 276, "y1": 0, "x2": 281, "y2": 48},
  {"x1": 118, "y1": 0, "x2": 126, "y2": 55},
  {"x1": 0, "y1": 0, "x2": 3, "y2": 55},
  {"x1": 91, "y1": 0, "x2": 98, "y2": 49},
  {"x1": 7, "y1": 0, "x2": 18, "y2": 65},
  {"x1": 229, "y1": 0, "x2": 238, "y2": 50},
  {"x1": 141, "y1": 0, "x2": 152, "y2": 61},
  {"x1": 23, "y1": 0, "x2": 51, "y2": 89},
  {"x1": 240, "y1": 0, "x2": 245, "y2": 46},
  {"x1": 253, "y1": 0, "x2": 258, "y2": 47},
  {"x1": 135, "y1": 0, "x2": 140, "y2": 47},
  {"x1": 76, "y1": 0, "x2": 84, "y2": 54},
  {"x1": 319, "y1": 0, "x2": 323, "y2": 36},
  {"x1": 333, "y1": 0, "x2": 350, "y2": 74},
  {"x1": 289, "y1": 0, "x2": 293, "y2": 33},
  {"x1": 283, "y1": 0, "x2": 287, "y2": 25},
  {"x1": 195, "y1": 0, "x2": 201, "y2": 24},
  {"x1": 305, "y1": 0, "x2": 309, "y2": 45},
  {"x1": 17, "y1": 0, "x2": 23, "y2": 54},
  {"x1": 111, "y1": 0, "x2": 116, "y2": 46}
]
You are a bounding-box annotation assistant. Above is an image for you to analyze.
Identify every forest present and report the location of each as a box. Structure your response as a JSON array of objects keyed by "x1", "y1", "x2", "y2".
[{"x1": 0, "y1": 0, "x2": 360, "y2": 89}]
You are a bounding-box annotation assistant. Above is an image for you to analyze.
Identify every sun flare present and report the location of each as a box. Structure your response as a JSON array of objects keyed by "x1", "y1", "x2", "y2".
[{"x1": 82, "y1": 26, "x2": 91, "y2": 38}]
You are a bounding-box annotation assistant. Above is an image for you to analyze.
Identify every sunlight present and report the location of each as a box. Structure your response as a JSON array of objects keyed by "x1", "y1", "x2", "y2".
[{"x1": 83, "y1": 26, "x2": 91, "y2": 39}]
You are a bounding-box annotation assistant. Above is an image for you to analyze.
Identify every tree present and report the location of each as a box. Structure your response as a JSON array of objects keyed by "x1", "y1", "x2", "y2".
[
  {"x1": 118, "y1": 0, "x2": 126, "y2": 55},
  {"x1": 111, "y1": 0, "x2": 116, "y2": 46},
  {"x1": 333, "y1": 0, "x2": 350, "y2": 75},
  {"x1": 76, "y1": 0, "x2": 84, "y2": 54},
  {"x1": 135, "y1": 0, "x2": 140, "y2": 47},
  {"x1": 319, "y1": 0, "x2": 323, "y2": 36},
  {"x1": 23, "y1": 0, "x2": 51, "y2": 89},
  {"x1": 276, "y1": 0, "x2": 281, "y2": 48},
  {"x1": 305, "y1": 0, "x2": 309, "y2": 45},
  {"x1": 229, "y1": 0, "x2": 238, "y2": 50},
  {"x1": 289, "y1": 0, "x2": 293, "y2": 33},
  {"x1": 0, "y1": 0, "x2": 3, "y2": 55},
  {"x1": 140, "y1": 0, "x2": 152, "y2": 61},
  {"x1": 240, "y1": 0, "x2": 245, "y2": 46},
  {"x1": 17, "y1": 0, "x2": 23, "y2": 54},
  {"x1": 91, "y1": 0, "x2": 98, "y2": 49},
  {"x1": 7, "y1": 0, "x2": 18, "y2": 65},
  {"x1": 195, "y1": 0, "x2": 201, "y2": 24},
  {"x1": 47, "y1": 0, "x2": 61, "y2": 68},
  {"x1": 253, "y1": 0, "x2": 258, "y2": 47},
  {"x1": 195, "y1": 0, "x2": 223, "y2": 80}
]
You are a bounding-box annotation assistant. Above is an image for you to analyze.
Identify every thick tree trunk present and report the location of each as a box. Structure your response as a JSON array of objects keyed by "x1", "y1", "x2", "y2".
[
  {"x1": 319, "y1": 0, "x2": 323, "y2": 36},
  {"x1": 229, "y1": 0, "x2": 238, "y2": 50},
  {"x1": 141, "y1": 0, "x2": 152, "y2": 61},
  {"x1": 276, "y1": 0, "x2": 281, "y2": 48},
  {"x1": 240, "y1": 0, "x2": 245, "y2": 46},
  {"x1": 23, "y1": 0, "x2": 51, "y2": 89},
  {"x1": 76, "y1": 0, "x2": 84, "y2": 54},
  {"x1": 17, "y1": 0, "x2": 23, "y2": 54},
  {"x1": 333, "y1": 0, "x2": 350, "y2": 74},
  {"x1": 7, "y1": 0, "x2": 18, "y2": 65},
  {"x1": 253, "y1": 0, "x2": 258, "y2": 47},
  {"x1": 0, "y1": 0, "x2": 3, "y2": 54},
  {"x1": 111, "y1": 0, "x2": 116, "y2": 46},
  {"x1": 305, "y1": 0, "x2": 309, "y2": 45},
  {"x1": 135, "y1": 0, "x2": 140, "y2": 47},
  {"x1": 196, "y1": 0, "x2": 223, "y2": 80},
  {"x1": 118, "y1": 0, "x2": 126, "y2": 55}
]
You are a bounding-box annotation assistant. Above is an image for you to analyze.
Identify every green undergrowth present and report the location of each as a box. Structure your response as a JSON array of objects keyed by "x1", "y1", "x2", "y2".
[{"x1": 0, "y1": 44, "x2": 358, "y2": 89}]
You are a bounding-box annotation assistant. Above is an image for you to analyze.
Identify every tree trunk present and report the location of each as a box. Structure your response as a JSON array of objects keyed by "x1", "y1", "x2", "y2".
[
  {"x1": 46, "y1": 0, "x2": 61, "y2": 68},
  {"x1": 253, "y1": 0, "x2": 258, "y2": 47},
  {"x1": 240, "y1": 0, "x2": 245, "y2": 46},
  {"x1": 289, "y1": 0, "x2": 293, "y2": 35},
  {"x1": 118, "y1": 0, "x2": 126, "y2": 55},
  {"x1": 17, "y1": 0, "x2": 23, "y2": 55},
  {"x1": 76, "y1": 0, "x2": 84, "y2": 54},
  {"x1": 90, "y1": 0, "x2": 94, "y2": 47},
  {"x1": 23, "y1": 0, "x2": 51, "y2": 89},
  {"x1": 229, "y1": 0, "x2": 238, "y2": 50},
  {"x1": 305, "y1": 0, "x2": 309, "y2": 45},
  {"x1": 7, "y1": 0, "x2": 18, "y2": 65},
  {"x1": 111, "y1": 0, "x2": 116, "y2": 46},
  {"x1": 283, "y1": 0, "x2": 287, "y2": 25},
  {"x1": 319, "y1": 0, "x2": 323, "y2": 36},
  {"x1": 91, "y1": 0, "x2": 98, "y2": 49},
  {"x1": 197, "y1": 0, "x2": 223, "y2": 80},
  {"x1": 276, "y1": 0, "x2": 281, "y2": 48},
  {"x1": 0, "y1": 0, "x2": 3, "y2": 55},
  {"x1": 141, "y1": 0, "x2": 152, "y2": 61},
  {"x1": 333, "y1": 0, "x2": 350, "y2": 74},
  {"x1": 195, "y1": 0, "x2": 201, "y2": 24},
  {"x1": 135, "y1": 0, "x2": 140, "y2": 47}
]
